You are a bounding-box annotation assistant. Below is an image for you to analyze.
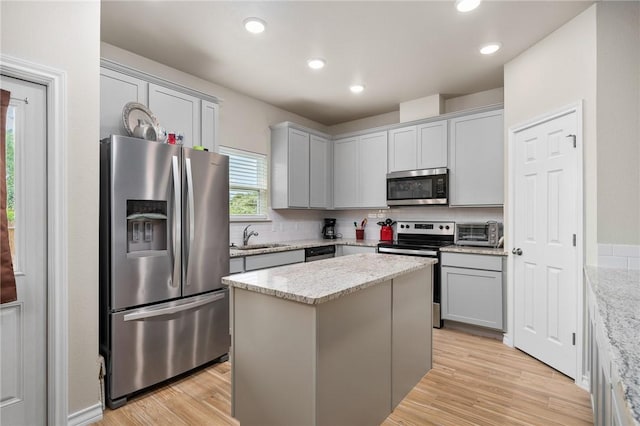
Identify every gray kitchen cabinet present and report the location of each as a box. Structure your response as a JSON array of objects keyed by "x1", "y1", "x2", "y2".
[
  {"x1": 100, "y1": 68, "x2": 148, "y2": 139},
  {"x1": 244, "y1": 249, "x2": 305, "y2": 271},
  {"x1": 334, "y1": 131, "x2": 387, "y2": 208},
  {"x1": 230, "y1": 257, "x2": 244, "y2": 274},
  {"x1": 99, "y1": 60, "x2": 219, "y2": 150},
  {"x1": 339, "y1": 245, "x2": 377, "y2": 256},
  {"x1": 333, "y1": 136, "x2": 359, "y2": 208},
  {"x1": 148, "y1": 83, "x2": 201, "y2": 148},
  {"x1": 309, "y1": 134, "x2": 332, "y2": 208},
  {"x1": 387, "y1": 120, "x2": 447, "y2": 172},
  {"x1": 440, "y1": 252, "x2": 505, "y2": 330},
  {"x1": 201, "y1": 100, "x2": 219, "y2": 152},
  {"x1": 449, "y1": 109, "x2": 504, "y2": 207},
  {"x1": 388, "y1": 126, "x2": 417, "y2": 172},
  {"x1": 271, "y1": 123, "x2": 332, "y2": 209}
]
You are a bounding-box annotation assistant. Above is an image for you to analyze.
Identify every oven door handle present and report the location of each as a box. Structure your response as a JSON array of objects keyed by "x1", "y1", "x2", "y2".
[{"x1": 378, "y1": 247, "x2": 438, "y2": 257}]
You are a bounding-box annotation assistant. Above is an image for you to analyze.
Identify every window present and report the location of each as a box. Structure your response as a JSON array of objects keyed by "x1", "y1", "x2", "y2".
[{"x1": 219, "y1": 146, "x2": 268, "y2": 220}]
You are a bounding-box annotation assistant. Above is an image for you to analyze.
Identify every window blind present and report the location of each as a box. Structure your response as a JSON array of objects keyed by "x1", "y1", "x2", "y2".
[{"x1": 219, "y1": 146, "x2": 268, "y2": 219}]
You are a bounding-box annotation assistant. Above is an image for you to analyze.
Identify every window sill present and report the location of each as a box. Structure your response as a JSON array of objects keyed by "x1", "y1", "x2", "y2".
[{"x1": 230, "y1": 216, "x2": 272, "y2": 223}]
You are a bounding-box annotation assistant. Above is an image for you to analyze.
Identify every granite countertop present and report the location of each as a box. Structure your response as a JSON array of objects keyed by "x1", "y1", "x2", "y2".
[
  {"x1": 584, "y1": 266, "x2": 640, "y2": 424},
  {"x1": 440, "y1": 245, "x2": 508, "y2": 256},
  {"x1": 230, "y1": 238, "x2": 380, "y2": 258},
  {"x1": 222, "y1": 253, "x2": 437, "y2": 305}
]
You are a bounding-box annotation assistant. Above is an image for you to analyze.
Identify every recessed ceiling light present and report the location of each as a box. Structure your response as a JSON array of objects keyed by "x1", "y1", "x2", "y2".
[
  {"x1": 455, "y1": 0, "x2": 481, "y2": 13},
  {"x1": 480, "y1": 43, "x2": 502, "y2": 55},
  {"x1": 307, "y1": 58, "x2": 326, "y2": 70},
  {"x1": 244, "y1": 18, "x2": 266, "y2": 34},
  {"x1": 350, "y1": 84, "x2": 365, "y2": 94}
]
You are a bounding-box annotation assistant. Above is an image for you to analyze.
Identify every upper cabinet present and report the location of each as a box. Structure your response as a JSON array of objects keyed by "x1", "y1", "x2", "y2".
[
  {"x1": 99, "y1": 60, "x2": 220, "y2": 152},
  {"x1": 271, "y1": 123, "x2": 332, "y2": 209},
  {"x1": 334, "y1": 131, "x2": 387, "y2": 209},
  {"x1": 148, "y1": 84, "x2": 201, "y2": 149},
  {"x1": 388, "y1": 120, "x2": 447, "y2": 172},
  {"x1": 449, "y1": 109, "x2": 504, "y2": 207}
]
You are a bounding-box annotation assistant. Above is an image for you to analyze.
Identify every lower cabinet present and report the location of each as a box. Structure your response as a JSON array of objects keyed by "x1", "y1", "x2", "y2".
[
  {"x1": 440, "y1": 252, "x2": 505, "y2": 330},
  {"x1": 230, "y1": 257, "x2": 244, "y2": 274},
  {"x1": 338, "y1": 245, "x2": 377, "y2": 256},
  {"x1": 244, "y1": 250, "x2": 305, "y2": 271}
]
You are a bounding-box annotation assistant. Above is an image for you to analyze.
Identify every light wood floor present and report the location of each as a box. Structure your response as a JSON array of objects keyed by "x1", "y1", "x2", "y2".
[{"x1": 96, "y1": 328, "x2": 592, "y2": 425}]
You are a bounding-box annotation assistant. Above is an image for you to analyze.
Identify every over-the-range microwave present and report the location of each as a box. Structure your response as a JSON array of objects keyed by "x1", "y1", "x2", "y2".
[{"x1": 386, "y1": 168, "x2": 448, "y2": 206}]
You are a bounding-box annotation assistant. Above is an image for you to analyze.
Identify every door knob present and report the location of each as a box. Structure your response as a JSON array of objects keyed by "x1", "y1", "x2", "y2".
[{"x1": 512, "y1": 248, "x2": 523, "y2": 255}]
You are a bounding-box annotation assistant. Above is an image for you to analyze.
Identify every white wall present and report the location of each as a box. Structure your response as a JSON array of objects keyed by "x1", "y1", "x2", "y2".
[
  {"x1": 1, "y1": 0, "x2": 101, "y2": 416},
  {"x1": 101, "y1": 43, "x2": 328, "y2": 155},
  {"x1": 504, "y1": 5, "x2": 598, "y2": 263},
  {"x1": 328, "y1": 110, "x2": 400, "y2": 135},
  {"x1": 444, "y1": 88, "x2": 504, "y2": 114},
  {"x1": 596, "y1": 2, "x2": 640, "y2": 245}
]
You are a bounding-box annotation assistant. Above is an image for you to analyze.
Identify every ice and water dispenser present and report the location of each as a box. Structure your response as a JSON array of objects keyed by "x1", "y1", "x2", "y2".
[{"x1": 126, "y1": 200, "x2": 167, "y2": 253}]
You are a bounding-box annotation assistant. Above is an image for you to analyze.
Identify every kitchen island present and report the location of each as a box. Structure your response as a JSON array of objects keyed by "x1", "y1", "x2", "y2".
[{"x1": 222, "y1": 253, "x2": 436, "y2": 426}]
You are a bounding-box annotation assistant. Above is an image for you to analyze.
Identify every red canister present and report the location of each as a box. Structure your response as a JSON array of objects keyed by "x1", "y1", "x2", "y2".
[{"x1": 380, "y1": 225, "x2": 393, "y2": 242}]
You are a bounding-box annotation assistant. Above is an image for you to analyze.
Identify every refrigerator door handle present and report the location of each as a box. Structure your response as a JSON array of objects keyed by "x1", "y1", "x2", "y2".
[
  {"x1": 171, "y1": 155, "x2": 181, "y2": 288},
  {"x1": 185, "y1": 157, "x2": 195, "y2": 286},
  {"x1": 123, "y1": 292, "x2": 226, "y2": 321}
]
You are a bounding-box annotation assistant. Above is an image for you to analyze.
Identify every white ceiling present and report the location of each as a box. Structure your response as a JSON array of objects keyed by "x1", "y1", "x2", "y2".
[{"x1": 101, "y1": 1, "x2": 593, "y2": 125}]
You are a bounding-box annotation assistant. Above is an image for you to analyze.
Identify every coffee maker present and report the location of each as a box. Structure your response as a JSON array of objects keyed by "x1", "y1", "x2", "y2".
[{"x1": 322, "y1": 218, "x2": 337, "y2": 239}]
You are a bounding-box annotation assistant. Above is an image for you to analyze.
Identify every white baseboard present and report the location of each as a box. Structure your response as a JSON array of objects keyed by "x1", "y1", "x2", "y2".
[
  {"x1": 502, "y1": 333, "x2": 514, "y2": 347},
  {"x1": 68, "y1": 402, "x2": 103, "y2": 426}
]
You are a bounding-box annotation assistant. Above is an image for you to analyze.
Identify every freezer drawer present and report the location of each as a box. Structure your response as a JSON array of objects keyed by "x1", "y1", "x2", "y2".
[{"x1": 108, "y1": 290, "x2": 230, "y2": 403}]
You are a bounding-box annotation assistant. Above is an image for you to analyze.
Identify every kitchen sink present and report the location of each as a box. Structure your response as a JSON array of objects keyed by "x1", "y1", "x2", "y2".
[{"x1": 234, "y1": 243, "x2": 289, "y2": 251}]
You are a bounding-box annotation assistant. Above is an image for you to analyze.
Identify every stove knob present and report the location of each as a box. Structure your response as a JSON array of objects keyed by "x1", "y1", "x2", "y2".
[
  {"x1": 439, "y1": 225, "x2": 444, "y2": 230},
  {"x1": 400, "y1": 224, "x2": 404, "y2": 229},
  {"x1": 445, "y1": 225, "x2": 450, "y2": 230}
]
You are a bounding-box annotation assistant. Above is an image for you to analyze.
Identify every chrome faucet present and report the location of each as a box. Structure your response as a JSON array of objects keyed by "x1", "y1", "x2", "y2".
[{"x1": 242, "y1": 225, "x2": 259, "y2": 246}]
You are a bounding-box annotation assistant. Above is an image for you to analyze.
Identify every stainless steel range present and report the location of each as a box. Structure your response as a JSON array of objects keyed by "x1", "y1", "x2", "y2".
[{"x1": 377, "y1": 221, "x2": 455, "y2": 328}]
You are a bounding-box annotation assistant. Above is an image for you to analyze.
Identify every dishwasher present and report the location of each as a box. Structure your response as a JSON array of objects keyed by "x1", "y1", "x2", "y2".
[{"x1": 305, "y1": 245, "x2": 336, "y2": 262}]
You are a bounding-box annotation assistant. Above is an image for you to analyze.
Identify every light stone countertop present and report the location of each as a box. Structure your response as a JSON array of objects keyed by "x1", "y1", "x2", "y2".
[
  {"x1": 585, "y1": 266, "x2": 640, "y2": 425},
  {"x1": 440, "y1": 245, "x2": 508, "y2": 256},
  {"x1": 230, "y1": 238, "x2": 380, "y2": 258},
  {"x1": 222, "y1": 253, "x2": 437, "y2": 305}
]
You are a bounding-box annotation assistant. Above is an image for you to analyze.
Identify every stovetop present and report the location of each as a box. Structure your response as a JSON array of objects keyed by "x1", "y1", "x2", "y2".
[{"x1": 378, "y1": 221, "x2": 455, "y2": 251}]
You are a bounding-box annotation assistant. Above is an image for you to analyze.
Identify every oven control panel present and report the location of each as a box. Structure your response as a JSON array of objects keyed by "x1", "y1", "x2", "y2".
[{"x1": 396, "y1": 221, "x2": 455, "y2": 236}]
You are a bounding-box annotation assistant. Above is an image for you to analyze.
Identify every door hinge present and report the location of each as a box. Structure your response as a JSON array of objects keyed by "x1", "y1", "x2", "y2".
[
  {"x1": 567, "y1": 134, "x2": 576, "y2": 148},
  {"x1": 573, "y1": 234, "x2": 576, "y2": 246},
  {"x1": 572, "y1": 332, "x2": 576, "y2": 346}
]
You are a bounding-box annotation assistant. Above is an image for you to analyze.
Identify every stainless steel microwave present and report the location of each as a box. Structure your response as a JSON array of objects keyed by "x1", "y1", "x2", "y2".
[{"x1": 386, "y1": 168, "x2": 448, "y2": 206}]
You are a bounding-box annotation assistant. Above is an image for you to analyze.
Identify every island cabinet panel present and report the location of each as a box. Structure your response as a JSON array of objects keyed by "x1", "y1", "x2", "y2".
[
  {"x1": 392, "y1": 269, "x2": 433, "y2": 408},
  {"x1": 316, "y1": 282, "x2": 392, "y2": 426},
  {"x1": 232, "y1": 288, "x2": 316, "y2": 426}
]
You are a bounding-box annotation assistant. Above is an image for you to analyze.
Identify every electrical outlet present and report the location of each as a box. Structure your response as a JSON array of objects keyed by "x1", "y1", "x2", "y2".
[
  {"x1": 368, "y1": 213, "x2": 377, "y2": 219},
  {"x1": 377, "y1": 213, "x2": 385, "y2": 218}
]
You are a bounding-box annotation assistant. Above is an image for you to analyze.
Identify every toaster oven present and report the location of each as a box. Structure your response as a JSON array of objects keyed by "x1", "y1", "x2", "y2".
[{"x1": 455, "y1": 222, "x2": 503, "y2": 248}]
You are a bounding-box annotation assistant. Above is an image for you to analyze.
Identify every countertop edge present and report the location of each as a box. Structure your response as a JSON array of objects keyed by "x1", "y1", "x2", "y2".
[
  {"x1": 584, "y1": 265, "x2": 640, "y2": 425},
  {"x1": 439, "y1": 246, "x2": 508, "y2": 256},
  {"x1": 230, "y1": 238, "x2": 380, "y2": 257},
  {"x1": 222, "y1": 255, "x2": 437, "y2": 305}
]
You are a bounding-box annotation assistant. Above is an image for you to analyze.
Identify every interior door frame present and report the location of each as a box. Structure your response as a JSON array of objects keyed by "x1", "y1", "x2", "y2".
[
  {"x1": 506, "y1": 101, "x2": 586, "y2": 389},
  {"x1": 1, "y1": 54, "x2": 69, "y2": 424}
]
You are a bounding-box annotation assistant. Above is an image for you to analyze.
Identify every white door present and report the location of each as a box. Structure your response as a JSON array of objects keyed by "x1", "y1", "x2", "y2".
[
  {"x1": 0, "y1": 76, "x2": 48, "y2": 424},
  {"x1": 513, "y1": 110, "x2": 578, "y2": 378}
]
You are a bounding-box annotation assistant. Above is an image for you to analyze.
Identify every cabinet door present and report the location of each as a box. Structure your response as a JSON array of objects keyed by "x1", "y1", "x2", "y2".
[
  {"x1": 287, "y1": 128, "x2": 310, "y2": 207},
  {"x1": 359, "y1": 131, "x2": 388, "y2": 208},
  {"x1": 310, "y1": 135, "x2": 331, "y2": 208},
  {"x1": 388, "y1": 126, "x2": 417, "y2": 172},
  {"x1": 449, "y1": 110, "x2": 504, "y2": 206},
  {"x1": 333, "y1": 137, "x2": 359, "y2": 208},
  {"x1": 417, "y1": 120, "x2": 447, "y2": 169},
  {"x1": 441, "y1": 265, "x2": 503, "y2": 330},
  {"x1": 201, "y1": 100, "x2": 218, "y2": 152},
  {"x1": 100, "y1": 68, "x2": 148, "y2": 139},
  {"x1": 149, "y1": 83, "x2": 201, "y2": 148}
]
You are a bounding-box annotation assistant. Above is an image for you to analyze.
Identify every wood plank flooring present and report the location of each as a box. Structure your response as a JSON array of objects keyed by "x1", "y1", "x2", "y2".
[{"x1": 95, "y1": 328, "x2": 592, "y2": 425}]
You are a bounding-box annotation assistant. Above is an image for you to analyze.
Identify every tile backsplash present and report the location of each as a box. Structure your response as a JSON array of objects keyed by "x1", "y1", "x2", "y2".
[
  {"x1": 598, "y1": 244, "x2": 640, "y2": 270},
  {"x1": 230, "y1": 206, "x2": 503, "y2": 245}
]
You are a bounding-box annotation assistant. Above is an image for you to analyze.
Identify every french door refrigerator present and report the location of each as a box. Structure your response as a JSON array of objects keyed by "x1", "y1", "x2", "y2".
[{"x1": 99, "y1": 135, "x2": 230, "y2": 408}]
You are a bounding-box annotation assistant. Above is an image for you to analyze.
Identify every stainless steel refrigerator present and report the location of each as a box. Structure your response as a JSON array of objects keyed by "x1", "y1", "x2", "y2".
[{"x1": 99, "y1": 135, "x2": 230, "y2": 408}]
